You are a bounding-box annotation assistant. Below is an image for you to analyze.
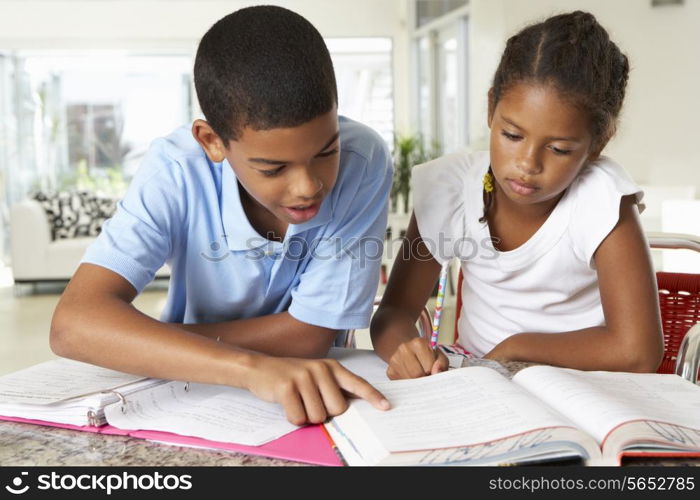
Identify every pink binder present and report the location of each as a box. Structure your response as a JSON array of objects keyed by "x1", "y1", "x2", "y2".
[{"x1": 0, "y1": 415, "x2": 343, "y2": 466}]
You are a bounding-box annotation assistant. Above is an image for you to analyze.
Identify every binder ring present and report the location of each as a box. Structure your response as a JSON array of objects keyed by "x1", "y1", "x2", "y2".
[
  {"x1": 87, "y1": 409, "x2": 99, "y2": 427},
  {"x1": 101, "y1": 390, "x2": 128, "y2": 413}
]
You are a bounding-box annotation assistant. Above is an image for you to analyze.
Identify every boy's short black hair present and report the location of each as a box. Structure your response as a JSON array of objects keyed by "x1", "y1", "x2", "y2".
[{"x1": 194, "y1": 5, "x2": 338, "y2": 144}]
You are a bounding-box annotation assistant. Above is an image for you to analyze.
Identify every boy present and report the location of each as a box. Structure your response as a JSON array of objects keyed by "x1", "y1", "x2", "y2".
[{"x1": 50, "y1": 6, "x2": 392, "y2": 425}]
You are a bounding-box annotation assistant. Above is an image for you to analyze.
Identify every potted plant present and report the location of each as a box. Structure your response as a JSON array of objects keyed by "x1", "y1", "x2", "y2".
[
  {"x1": 390, "y1": 134, "x2": 439, "y2": 215},
  {"x1": 385, "y1": 134, "x2": 439, "y2": 250}
]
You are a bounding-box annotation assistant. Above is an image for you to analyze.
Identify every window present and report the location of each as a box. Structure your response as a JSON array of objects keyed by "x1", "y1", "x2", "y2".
[
  {"x1": 327, "y1": 38, "x2": 394, "y2": 148},
  {"x1": 417, "y1": 35, "x2": 436, "y2": 145},
  {"x1": 0, "y1": 40, "x2": 395, "y2": 264},
  {"x1": 415, "y1": 0, "x2": 468, "y2": 28},
  {"x1": 438, "y1": 31, "x2": 460, "y2": 153},
  {"x1": 0, "y1": 52, "x2": 193, "y2": 263},
  {"x1": 414, "y1": 11, "x2": 469, "y2": 154},
  {"x1": 21, "y1": 53, "x2": 193, "y2": 189}
]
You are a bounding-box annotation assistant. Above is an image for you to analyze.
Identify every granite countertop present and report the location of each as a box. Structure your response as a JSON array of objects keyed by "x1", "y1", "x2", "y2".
[
  {"x1": 1, "y1": 359, "x2": 697, "y2": 467},
  {"x1": 0, "y1": 420, "x2": 301, "y2": 466}
]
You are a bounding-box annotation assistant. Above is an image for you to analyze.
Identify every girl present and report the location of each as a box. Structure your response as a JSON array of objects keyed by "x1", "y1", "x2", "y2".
[{"x1": 371, "y1": 11, "x2": 664, "y2": 379}]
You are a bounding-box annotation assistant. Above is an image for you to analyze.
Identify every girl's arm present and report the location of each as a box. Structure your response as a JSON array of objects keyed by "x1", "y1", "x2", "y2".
[
  {"x1": 485, "y1": 196, "x2": 664, "y2": 372},
  {"x1": 370, "y1": 213, "x2": 449, "y2": 378},
  {"x1": 50, "y1": 264, "x2": 390, "y2": 425}
]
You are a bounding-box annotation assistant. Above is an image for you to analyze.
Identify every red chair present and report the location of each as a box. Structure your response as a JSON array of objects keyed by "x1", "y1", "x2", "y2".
[
  {"x1": 647, "y1": 233, "x2": 700, "y2": 380},
  {"x1": 453, "y1": 232, "x2": 700, "y2": 382}
]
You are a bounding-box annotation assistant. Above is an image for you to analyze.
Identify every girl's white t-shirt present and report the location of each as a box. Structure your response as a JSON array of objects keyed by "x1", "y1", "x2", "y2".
[{"x1": 411, "y1": 151, "x2": 644, "y2": 357}]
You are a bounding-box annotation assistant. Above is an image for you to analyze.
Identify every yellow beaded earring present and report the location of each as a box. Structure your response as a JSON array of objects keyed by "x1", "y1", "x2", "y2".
[{"x1": 482, "y1": 172, "x2": 494, "y2": 193}]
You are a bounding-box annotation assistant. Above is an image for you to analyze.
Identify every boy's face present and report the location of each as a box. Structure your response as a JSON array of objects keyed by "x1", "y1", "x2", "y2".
[{"x1": 194, "y1": 108, "x2": 340, "y2": 227}]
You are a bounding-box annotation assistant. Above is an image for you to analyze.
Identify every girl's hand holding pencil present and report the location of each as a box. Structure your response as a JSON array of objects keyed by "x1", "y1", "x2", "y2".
[
  {"x1": 386, "y1": 263, "x2": 450, "y2": 380},
  {"x1": 386, "y1": 336, "x2": 449, "y2": 379}
]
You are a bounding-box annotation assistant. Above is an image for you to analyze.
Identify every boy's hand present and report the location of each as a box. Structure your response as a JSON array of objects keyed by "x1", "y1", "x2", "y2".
[
  {"x1": 244, "y1": 356, "x2": 390, "y2": 426},
  {"x1": 386, "y1": 337, "x2": 449, "y2": 380}
]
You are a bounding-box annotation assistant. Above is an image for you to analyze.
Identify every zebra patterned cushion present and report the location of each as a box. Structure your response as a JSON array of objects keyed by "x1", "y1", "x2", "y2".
[{"x1": 32, "y1": 191, "x2": 117, "y2": 241}]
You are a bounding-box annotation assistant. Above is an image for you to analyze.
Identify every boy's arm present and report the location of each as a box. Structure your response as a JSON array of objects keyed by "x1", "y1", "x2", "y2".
[
  {"x1": 484, "y1": 196, "x2": 664, "y2": 372},
  {"x1": 173, "y1": 314, "x2": 338, "y2": 358},
  {"x1": 370, "y1": 213, "x2": 449, "y2": 379},
  {"x1": 50, "y1": 264, "x2": 389, "y2": 424}
]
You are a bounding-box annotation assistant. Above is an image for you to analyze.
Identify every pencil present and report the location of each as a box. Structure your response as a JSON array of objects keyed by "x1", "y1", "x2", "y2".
[
  {"x1": 320, "y1": 423, "x2": 347, "y2": 466},
  {"x1": 429, "y1": 262, "x2": 449, "y2": 350}
]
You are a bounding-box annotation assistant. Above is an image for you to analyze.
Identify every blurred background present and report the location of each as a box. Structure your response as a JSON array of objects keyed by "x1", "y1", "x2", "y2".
[{"x1": 1, "y1": 0, "x2": 698, "y2": 369}]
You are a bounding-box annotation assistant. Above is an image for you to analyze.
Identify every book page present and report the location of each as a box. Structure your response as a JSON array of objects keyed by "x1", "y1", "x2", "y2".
[
  {"x1": 328, "y1": 347, "x2": 389, "y2": 382},
  {"x1": 513, "y1": 366, "x2": 700, "y2": 444},
  {"x1": 104, "y1": 381, "x2": 299, "y2": 446},
  {"x1": 0, "y1": 358, "x2": 145, "y2": 405},
  {"x1": 407, "y1": 427, "x2": 597, "y2": 466},
  {"x1": 103, "y1": 348, "x2": 388, "y2": 447},
  {"x1": 0, "y1": 349, "x2": 380, "y2": 407},
  {"x1": 602, "y1": 420, "x2": 700, "y2": 459},
  {"x1": 342, "y1": 366, "x2": 576, "y2": 452}
]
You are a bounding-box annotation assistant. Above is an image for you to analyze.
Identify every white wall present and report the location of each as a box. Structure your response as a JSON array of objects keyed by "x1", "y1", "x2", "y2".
[
  {"x1": 1, "y1": 0, "x2": 697, "y2": 190},
  {"x1": 0, "y1": 0, "x2": 410, "y2": 131},
  {"x1": 467, "y1": 0, "x2": 700, "y2": 193}
]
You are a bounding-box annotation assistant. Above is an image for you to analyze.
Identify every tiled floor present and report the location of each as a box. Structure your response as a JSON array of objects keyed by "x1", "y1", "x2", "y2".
[{"x1": 0, "y1": 266, "x2": 456, "y2": 376}]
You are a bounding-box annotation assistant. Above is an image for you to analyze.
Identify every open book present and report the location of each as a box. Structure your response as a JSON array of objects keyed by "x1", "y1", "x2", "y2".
[{"x1": 324, "y1": 364, "x2": 700, "y2": 466}]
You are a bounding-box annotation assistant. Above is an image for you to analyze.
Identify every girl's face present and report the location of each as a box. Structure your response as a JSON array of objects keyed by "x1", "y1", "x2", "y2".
[{"x1": 488, "y1": 82, "x2": 598, "y2": 210}]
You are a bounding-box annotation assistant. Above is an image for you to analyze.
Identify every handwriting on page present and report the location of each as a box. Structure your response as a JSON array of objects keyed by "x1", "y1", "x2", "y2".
[
  {"x1": 0, "y1": 359, "x2": 143, "y2": 404},
  {"x1": 513, "y1": 367, "x2": 700, "y2": 444},
  {"x1": 104, "y1": 381, "x2": 299, "y2": 446},
  {"x1": 350, "y1": 367, "x2": 573, "y2": 453}
]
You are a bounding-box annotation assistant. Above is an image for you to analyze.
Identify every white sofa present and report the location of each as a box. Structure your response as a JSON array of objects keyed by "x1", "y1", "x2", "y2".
[{"x1": 10, "y1": 199, "x2": 169, "y2": 283}]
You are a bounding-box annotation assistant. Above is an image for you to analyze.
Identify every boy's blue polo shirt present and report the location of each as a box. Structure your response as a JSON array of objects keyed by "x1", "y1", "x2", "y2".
[{"x1": 81, "y1": 116, "x2": 392, "y2": 330}]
